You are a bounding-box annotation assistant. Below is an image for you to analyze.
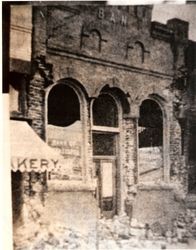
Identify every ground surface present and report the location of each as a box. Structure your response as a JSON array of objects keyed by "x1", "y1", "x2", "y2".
[
  {"x1": 14, "y1": 216, "x2": 196, "y2": 250},
  {"x1": 13, "y1": 193, "x2": 196, "y2": 249}
]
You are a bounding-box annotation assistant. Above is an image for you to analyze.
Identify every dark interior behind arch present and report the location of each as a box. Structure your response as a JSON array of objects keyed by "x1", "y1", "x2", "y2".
[
  {"x1": 93, "y1": 93, "x2": 118, "y2": 127},
  {"x1": 48, "y1": 84, "x2": 80, "y2": 127},
  {"x1": 139, "y1": 99, "x2": 163, "y2": 147}
]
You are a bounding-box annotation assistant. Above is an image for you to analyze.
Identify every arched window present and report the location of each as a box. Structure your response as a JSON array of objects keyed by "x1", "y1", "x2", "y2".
[
  {"x1": 138, "y1": 99, "x2": 163, "y2": 183},
  {"x1": 46, "y1": 82, "x2": 84, "y2": 180},
  {"x1": 48, "y1": 84, "x2": 80, "y2": 127},
  {"x1": 139, "y1": 99, "x2": 163, "y2": 147},
  {"x1": 92, "y1": 92, "x2": 120, "y2": 218},
  {"x1": 93, "y1": 93, "x2": 118, "y2": 127}
]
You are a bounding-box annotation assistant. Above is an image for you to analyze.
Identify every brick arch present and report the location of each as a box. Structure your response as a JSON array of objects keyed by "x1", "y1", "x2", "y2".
[
  {"x1": 45, "y1": 77, "x2": 89, "y2": 113},
  {"x1": 93, "y1": 84, "x2": 130, "y2": 114},
  {"x1": 57, "y1": 77, "x2": 89, "y2": 100},
  {"x1": 138, "y1": 93, "x2": 169, "y2": 120}
]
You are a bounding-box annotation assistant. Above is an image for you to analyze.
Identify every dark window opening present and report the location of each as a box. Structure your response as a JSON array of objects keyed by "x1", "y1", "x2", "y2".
[
  {"x1": 102, "y1": 198, "x2": 114, "y2": 211},
  {"x1": 189, "y1": 125, "x2": 196, "y2": 162},
  {"x1": 188, "y1": 126, "x2": 196, "y2": 193},
  {"x1": 139, "y1": 99, "x2": 163, "y2": 148},
  {"x1": 48, "y1": 84, "x2": 80, "y2": 127},
  {"x1": 12, "y1": 171, "x2": 23, "y2": 224},
  {"x1": 9, "y1": 72, "x2": 27, "y2": 116},
  {"x1": 93, "y1": 133, "x2": 116, "y2": 156},
  {"x1": 93, "y1": 94, "x2": 118, "y2": 127},
  {"x1": 179, "y1": 120, "x2": 186, "y2": 155}
]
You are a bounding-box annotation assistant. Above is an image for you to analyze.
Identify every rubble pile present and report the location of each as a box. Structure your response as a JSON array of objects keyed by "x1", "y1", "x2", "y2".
[
  {"x1": 13, "y1": 199, "x2": 196, "y2": 250},
  {"x1": 98, "y1": 214, "x2": 165, "y2": 249},
  {"x1": 172, "y1": 209, "x2": 196, "y2": 243},
  {"x1": 13, "y1": 200, "x2": 95, "y2": 250},
  {"x1": 14, "y1": 221, "x2": 95, "y2": 250},
  {"x1": 98, "y1": 213, "x2": 196, "y2": 249}
]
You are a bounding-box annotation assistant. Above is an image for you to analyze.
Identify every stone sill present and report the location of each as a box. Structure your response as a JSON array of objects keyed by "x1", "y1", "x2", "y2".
[
  {"x1": 138, "y1": 183, "x2": 173, "y2": 191},
  {"x1": 10, "y1": 115, "x2": 32, "y2": 123},
  {"x1": 47, "y1": 180, "x2": 96, "y2": 192}
]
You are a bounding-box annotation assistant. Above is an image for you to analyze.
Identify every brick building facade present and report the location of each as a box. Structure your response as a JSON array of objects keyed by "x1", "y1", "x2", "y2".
[{"x1": 7, "y1": 2, "x2": 196, "y2": 248}]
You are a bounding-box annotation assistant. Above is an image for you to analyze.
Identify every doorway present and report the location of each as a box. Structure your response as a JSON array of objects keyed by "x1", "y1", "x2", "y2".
[
  {"x1": 92, "y1": 93, "x2": 120, "y2": 218},
  {"x1": 93, "y1": 132, "x2": 118, "y2": 218}
]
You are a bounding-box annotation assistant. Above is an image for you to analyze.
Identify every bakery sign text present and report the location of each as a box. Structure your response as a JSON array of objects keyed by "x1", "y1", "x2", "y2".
[
  {"x1": 97, "y1": 8, "x2": 128, "y2": 27},
  {"x1": 11, "y1": 157, "x2": 60, "y2": 172}
]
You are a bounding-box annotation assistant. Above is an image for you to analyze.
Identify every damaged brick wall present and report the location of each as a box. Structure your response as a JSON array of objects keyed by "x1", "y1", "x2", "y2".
[
  {"x1": 17, "y1": 2, "x2": 193, "y2": 242},
  {"x1": 170, "y1": 117, "x2": 187, "y2": 194},
  {"x1": 122, "y1": 117, "x2": 138, "y2": 215}
]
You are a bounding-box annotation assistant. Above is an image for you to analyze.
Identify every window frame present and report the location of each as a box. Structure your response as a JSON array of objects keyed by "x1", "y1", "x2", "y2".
[
  {"x1": 45, "y1": 79, "x2": 89, "y2": 182},
  {"x1": 137, "y1": 96, "x2": 170, "y2": 184}
]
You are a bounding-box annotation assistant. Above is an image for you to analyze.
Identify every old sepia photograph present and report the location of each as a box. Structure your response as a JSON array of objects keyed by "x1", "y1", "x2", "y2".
[{"x1": 2, "y1": 0, "x2": 196, "y2": 249}]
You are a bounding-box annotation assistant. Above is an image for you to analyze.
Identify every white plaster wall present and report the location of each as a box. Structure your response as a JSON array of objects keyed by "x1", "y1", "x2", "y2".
[{"x1": 10, "y1": 5, "x2": 32, "y2": 61}]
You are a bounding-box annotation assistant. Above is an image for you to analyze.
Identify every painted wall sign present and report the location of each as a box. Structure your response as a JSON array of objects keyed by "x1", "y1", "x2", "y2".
[
  {"x1": 47, "y1": 121, "x2": 83, "y2": 179},
  {"x1": 11, "y1": 157, "x2": 60, "y2": 172}
]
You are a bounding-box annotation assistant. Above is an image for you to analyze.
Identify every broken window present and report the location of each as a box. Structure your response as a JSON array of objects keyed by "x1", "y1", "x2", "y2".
[
  {"x1": 47, "y1": 83, "x2": 83, "y2": 180},
  {"x1": 138, "y1": 99, "x2": 163, "y2": 182}
]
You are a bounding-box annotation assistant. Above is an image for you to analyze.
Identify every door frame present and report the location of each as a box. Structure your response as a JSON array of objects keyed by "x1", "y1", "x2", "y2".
[
  {"x1": 93, "y1": 156, "x2": 117, "y2": 218},
  {"x1": 91, "y1": 91, "x2": 124, "y2": 216}
]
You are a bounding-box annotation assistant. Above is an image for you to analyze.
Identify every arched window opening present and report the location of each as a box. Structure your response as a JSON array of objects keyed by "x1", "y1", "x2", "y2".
[
  {"x1": 138, "y1": 99, "x2": 163, "y2": 182},
  {"x1": 47, "y1": 83, "x2": 83, "y2": 180},
  {"x1": 48, "y1": 84, "x2": 80, "y2": 127},
  {"x1": 139, "y1": 99, "x2": 163, "y2": 147},
  {"x1": 93, "y1": 94, "x2": 118, "y2": 127}
]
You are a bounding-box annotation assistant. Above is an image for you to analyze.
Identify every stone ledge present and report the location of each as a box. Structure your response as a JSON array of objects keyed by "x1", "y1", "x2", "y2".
[
  {"x1": 47, "y1": 180, "x2": 96, "y2": 192},
  {"x1": 47, "y1": 47, "x2": 173, "y2": 80}
]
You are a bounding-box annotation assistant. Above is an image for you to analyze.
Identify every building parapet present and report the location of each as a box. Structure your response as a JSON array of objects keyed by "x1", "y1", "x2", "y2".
[
  {"x1": 151, "y1": 21, "x2": 173, "y2": 42},
  {"x1": 167, "y1": 18, "x2": 189, "y2": 42}
]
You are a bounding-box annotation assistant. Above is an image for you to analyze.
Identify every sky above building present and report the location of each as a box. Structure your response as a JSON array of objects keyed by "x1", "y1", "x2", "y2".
[
  {"x1": 152, "y1": 4, "x2": 196, "y2": 41},
  {"x1": 108, "y1": 0, "x2": 196, "y2": 41}
]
